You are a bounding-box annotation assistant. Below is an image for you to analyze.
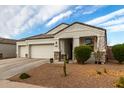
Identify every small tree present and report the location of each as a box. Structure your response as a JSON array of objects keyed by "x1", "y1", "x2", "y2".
[
  {"x1": 74, "y1": 45, "x2": 92, "y2": 64},
  {"x1": 63, "y1": 55, "x2": 67, "y2": 76},
  {"x1": 112, "y1": 44, "x2": 124, "y2": 64}
]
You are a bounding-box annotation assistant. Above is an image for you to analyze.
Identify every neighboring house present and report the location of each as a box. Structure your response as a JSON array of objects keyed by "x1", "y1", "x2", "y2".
[
  {"x1": 16, "y1": 22, "x2": 107, "y2": 63},
  {"x1": 0, "y1": 38, "x2": 16, "y2": 58}
]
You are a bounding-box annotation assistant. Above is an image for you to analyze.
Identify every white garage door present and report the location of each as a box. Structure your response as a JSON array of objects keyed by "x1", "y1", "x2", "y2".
[
  {"x1": 30, "y1": 44, "x2": 54, "y2": 59},
  {"x1": 19, "y1": 46, "x2": 27, "y2": 57}
]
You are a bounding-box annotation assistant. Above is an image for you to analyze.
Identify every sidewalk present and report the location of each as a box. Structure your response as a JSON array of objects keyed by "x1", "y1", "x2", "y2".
[{"x1": 0, "y1": 80, "x2": 42, "y2": 88}]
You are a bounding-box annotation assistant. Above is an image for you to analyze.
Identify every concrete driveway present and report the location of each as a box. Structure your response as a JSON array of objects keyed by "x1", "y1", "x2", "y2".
[{"x1": 0, "y1": 58, "x2": 48, "y2": 80}]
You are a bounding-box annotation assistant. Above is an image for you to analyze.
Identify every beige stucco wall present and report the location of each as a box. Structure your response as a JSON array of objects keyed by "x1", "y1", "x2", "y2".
[
  {"x1": 17, "y1": 38, "x2": 54, "y2": 45},
  {"x1": 55, "y1": 23, "x2": 105, "y2": 38},
  {"x1": 0, "y1": 44, "x2": 16, "y2": 58},
  {"x1": 55, "y1": 23, "x2": 106, "y2": 52}
]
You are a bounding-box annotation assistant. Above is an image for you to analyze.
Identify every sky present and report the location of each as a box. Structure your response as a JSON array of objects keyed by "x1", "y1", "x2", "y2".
[{"x1": 0, "y1": 5, "x2": 124, "y2": 46}]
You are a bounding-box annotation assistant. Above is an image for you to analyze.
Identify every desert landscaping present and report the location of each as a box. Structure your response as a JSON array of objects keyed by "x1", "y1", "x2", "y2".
[{"x1": 8, "y1": 60, "x2": 124, "y2": 88}]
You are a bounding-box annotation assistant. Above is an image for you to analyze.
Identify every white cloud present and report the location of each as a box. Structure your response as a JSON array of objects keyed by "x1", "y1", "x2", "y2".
[
  {"x1": 46, "y1": 5, "x2": 104, "y2": 27},
  {"x1": 99, "y1": 17, "x2": 124, "y2": 27},
  {"x1": 85, "y1": 8, "x2": 124, "y2": 33},
  {"x1": 82, "y1": 5, "x2": 104, "y2": 15},
  {"x1": 106, "y1": 24, "x2": 124, "y2": 32},
  {"x1": 74, "y1": 5, "x2": 104, "y2": 15},
  {"x1": 26, "y1": 6, "x2": 70, "y2": 27},
  {"x1": 0, "y1": 5, "x2": 70, "y2": 39},
  {"x1": 86, "y1": 8, "x2": 124, "y2": 25},
  {"x1": 46, "y1": 10, "x2": 72, "y2": 27},
  {"x1": 75, "y1": 6, "x2": 83, "y2": 10},
  {"x1": 0, "y1": 6, "x2": 24, "y2": 38}
]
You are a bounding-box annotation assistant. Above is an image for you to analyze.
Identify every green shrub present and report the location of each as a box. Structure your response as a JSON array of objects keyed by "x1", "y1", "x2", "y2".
[
  {"x1": 74, "y1": 45, "x2": 92, "y2": 64},
  {"x1": 96, "y1": 71, "x2": 102, "y2": 75},
  {"x1": 116, "y1": 77, "x2": 124, "y2": 88},
  {"x1": 112, "y1": 44, "x2": 124, "y2": 64},
  {"x1": 19, "y1": 73, "x2": 30, "y2": 79}
]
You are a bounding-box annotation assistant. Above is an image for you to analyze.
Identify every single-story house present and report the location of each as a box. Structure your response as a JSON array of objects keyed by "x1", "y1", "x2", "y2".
[
  {"x1": 16, "y1": 22, "x2": 107, "y2": 63},
  {"x1": 0, "y1": 37, "x2": 16, "y2": 58}
]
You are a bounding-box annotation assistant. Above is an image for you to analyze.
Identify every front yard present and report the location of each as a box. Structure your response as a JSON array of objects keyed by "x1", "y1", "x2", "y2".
[{"x1": 8, "y1": 61, "x2": 124, "y2": 88}]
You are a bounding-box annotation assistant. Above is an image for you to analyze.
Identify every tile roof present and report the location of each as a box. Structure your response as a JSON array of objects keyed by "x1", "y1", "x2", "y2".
[{"x1": 20, "y1": 34, "x2": 54, "y2": 41}]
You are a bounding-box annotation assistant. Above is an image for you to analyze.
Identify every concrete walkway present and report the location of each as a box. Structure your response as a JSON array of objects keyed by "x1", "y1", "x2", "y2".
[
  {"x1": 0, "y1": 80, "x2": 42, "y2": 88},
  {"x1": 0, "y1": 58, "x2": 48, "y2": 79}
]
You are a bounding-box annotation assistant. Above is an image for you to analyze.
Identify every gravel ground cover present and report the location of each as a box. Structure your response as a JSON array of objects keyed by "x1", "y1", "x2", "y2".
[{"x1": 8, "y1": 61, "x2": 124, "y2": 88}]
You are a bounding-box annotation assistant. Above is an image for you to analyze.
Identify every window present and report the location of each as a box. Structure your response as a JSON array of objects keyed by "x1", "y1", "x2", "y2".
[
  {"x1": 84, "y1": 37, "x2": 93, "y2": 45},
  {"x1": 80, "y1": 37, "x2": 94, "y2": 51}
]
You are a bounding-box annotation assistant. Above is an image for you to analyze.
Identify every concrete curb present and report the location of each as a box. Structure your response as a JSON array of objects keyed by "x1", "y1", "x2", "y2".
[{"x1": 0, "y1": 80, "x2": 42, "y2": 88}]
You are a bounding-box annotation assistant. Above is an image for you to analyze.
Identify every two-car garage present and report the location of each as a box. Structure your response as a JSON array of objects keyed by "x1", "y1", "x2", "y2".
[{"x1": 19, "y1": 44, "x2": 54, "y2": 59}]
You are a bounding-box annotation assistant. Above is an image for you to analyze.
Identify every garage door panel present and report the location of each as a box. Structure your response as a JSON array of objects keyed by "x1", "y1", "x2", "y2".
[{"x1": 31, "y1": 44, "x2": 54, "y2": 58}]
